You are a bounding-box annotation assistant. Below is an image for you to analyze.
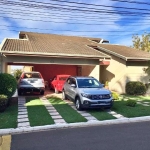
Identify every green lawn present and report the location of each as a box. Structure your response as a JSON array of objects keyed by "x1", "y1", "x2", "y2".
[
  {"x1": 26, "y1": 97, "x2": 55, "y2": 126},
  {"x1": 87, "y1": 109, "x2": 116, "y2": 120},
  {"x1": 112, "y1": 99, "x2": 150, "y2": 118},
  {"x1": 0, "y1": 103, "x2": 18, "y2": 129},
  {"x1": 47, "y1": 97, "x2": 87, "y2": 123}
]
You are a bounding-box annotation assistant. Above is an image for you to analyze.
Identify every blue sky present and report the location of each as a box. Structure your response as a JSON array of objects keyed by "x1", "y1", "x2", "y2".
[{"x1": 0, "y1": 0, "x2": 150, "y2": 47}]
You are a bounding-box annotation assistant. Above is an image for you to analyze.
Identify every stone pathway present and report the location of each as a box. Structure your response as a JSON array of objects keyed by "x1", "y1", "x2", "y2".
[
  {"x1": 137, "y1": 100, "x2": 150, "y2": 106},
  {"x1": 106, "y1": 110, "x2": 126, "y2": 119},
  {"x1": 40, "y1": 97, "x2": 66, "y2": 124},
  {"x1": 17, "y1": 97, "x2": 30, "y2": 128}
]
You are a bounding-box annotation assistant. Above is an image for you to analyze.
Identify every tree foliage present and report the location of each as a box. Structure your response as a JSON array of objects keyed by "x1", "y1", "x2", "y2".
[
  {"x1": 132, "y1": 34, "x2": 150, "y2": 52},
  {"x1": 13, "y1": 69, "x2": 22, "y2": 80}
]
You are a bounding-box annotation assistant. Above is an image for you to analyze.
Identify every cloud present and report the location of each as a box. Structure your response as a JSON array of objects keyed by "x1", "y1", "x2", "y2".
[{"x1": 0, "y1": 0, "x2": 149, "y2": 47}]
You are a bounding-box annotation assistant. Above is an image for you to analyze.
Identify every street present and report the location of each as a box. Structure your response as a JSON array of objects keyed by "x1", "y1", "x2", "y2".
[{"x1": 11, "y1": 121, "x2": 150, "y2": 150}]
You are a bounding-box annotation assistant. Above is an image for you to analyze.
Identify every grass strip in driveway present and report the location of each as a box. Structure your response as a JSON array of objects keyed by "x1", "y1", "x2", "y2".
[
  {"x1": 0, "y1": 102, "x2": 18, "y2": 129},
  {"x1": 87, "y1": 109, "x2": 116, "y2": 121},
  {"x1": 26, "y1": 97, "x2": 54, "y2": 126},
  {"x1": 47, "y1": 97, "x2": 87, "y2": 123},
  {"x1": 113, "y1": 100, "x2": 150, "y2": 118}
]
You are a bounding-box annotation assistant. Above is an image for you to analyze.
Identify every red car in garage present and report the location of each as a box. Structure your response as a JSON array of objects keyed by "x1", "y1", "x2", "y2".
[{"x1": 49, "y1": 74, "x2": 70, "y2": 93}]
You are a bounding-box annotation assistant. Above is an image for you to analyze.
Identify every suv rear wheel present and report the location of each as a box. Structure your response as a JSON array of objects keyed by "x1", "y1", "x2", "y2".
[
  {"x1": 75, "y1": 98, "x2": 82, "y2": 111},
  {"x1": 40, "y1": 90, "x2": 44, "y2": 95},
  {"x1": 62, "y1": 90, "x2": 67, "y2": 100}
]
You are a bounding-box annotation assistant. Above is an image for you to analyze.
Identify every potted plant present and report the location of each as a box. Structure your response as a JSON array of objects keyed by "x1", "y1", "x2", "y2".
[
  {"x1": 105, "y1": 81, "x2": 109, "y2": 89},
  {"x1": 0, "y1": 94, "x2": 8, "y2": 112}
]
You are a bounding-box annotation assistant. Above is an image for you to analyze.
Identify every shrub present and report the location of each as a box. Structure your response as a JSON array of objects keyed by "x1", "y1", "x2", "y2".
[
  {"x1": 13, "y1": 69, "x2": 22, "y2": 80},
  {"x1": 111, "y1": 91, "x2": 119, "y2": 100},
  {"x1": 126, "y1": 81, "x2": 146, "y2": 95},
  {"x1": 0, "y1": 94, "x2": 8, "y2": 112},
  {"x1": 0, "y1": 73, "x2": 17, "y2": 98},
  {"x1": 105, "y1": 81, "x2": 109, "y2": 86},
  {"x1": 126, "y1": 99, "x2": 137, "y2": 107}
]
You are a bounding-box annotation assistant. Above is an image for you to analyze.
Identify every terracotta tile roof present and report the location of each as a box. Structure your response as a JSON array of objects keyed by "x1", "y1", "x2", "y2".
[
  {"x1": 98, "y1": 44, "x2": 150, "y2": 60},
  {"x1": 1, "y1": 31, "x2": 110, "y2": 59}
]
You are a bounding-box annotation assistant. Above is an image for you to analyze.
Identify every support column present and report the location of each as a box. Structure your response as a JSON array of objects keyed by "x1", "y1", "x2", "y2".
[
  {"x1": 0, "y1": 55, "x2": 7, "y2": 73},
  {"x1": 0, "y1": 55, "x2": 2, "y2": 73}
]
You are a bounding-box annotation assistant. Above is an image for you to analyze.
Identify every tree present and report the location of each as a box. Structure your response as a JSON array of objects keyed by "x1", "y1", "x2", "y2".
[
  {"x1": 13, "y1": 69, "x2": 22, "y2": 80},
  {"x1": 132, "y1": 33, "x2": 150, "y2": 77},
  {"x1": 132, "y1": 33, "x2": 150, "y2": 52}
]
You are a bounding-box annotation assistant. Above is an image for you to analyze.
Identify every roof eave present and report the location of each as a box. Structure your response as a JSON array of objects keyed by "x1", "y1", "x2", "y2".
[
  {"x1": 97, "y1": 46, "x2": 127, "y2": 60},
  {"x1": 126, "y1": 57, "x2": 150, "y2": 61},
  {"x1": 1, "y1": 51, "x2": 110, "y2": 59}
]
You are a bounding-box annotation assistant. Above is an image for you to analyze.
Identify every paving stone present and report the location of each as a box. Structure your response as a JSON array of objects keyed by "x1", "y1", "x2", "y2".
[
  {"x1": 137, "y1": 100, "x2": 142, "y2": 102},
  {"x1": 18, "y1": 112, "x2": 28, "y2": 115},
  {"x1": 18, "y1": 118, "x2": 29, "y2": 123},
  {"x1": 51, "y1": 116, "x2": 63, "y2": 119},
  {"x1": 46, "y1": 107, "x2": 56, "y2": 110},
  {"x1": 113, "y1": 114, "x2": 124, "y2": 118},
  {"x1": 18, "y1": 122, "x2": 30, "y2": 127},
  {"x1": 142, "y1": 104, "x2": 149, "y2": 106},
  {"x1": 143, "y1": 101, "x2": 150, "y2": 104},
  {"x1": 54, "y1": 119, "x2": 66, "y2": 124},
  {"x1": 18, "y1": 109, "x2": 27, "y2": 112},
  {"x1": 18, "y1": 115, "x2": 28, "y2": 119},
  {"x1": 85, "y1": 116, "x2": 97, "y2": 120},
  {"x1": 80, "y1": 113, "x2": 92, "y2": 117},
  {"x1": 50, "y1": 112, "x2": 59, "y2": 115},
  {"x1": 108, "y1": 111, "x2": 117, "y2": 115},
  {"x1": 47, "y1": 110, "x2": 57, "y2": 113},
  {"x1": 71, "y1": 106, "x2": 76, "y2": 109},
  {"x1": 18, "y1": 104, "x2": 25, "y2": 106},
  {"x1": 68, "y1": 103, "x2": 75, "y2": 106}
]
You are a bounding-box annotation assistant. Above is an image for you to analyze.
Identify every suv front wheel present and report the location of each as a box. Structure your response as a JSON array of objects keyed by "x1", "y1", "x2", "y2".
[{"x1": 75, "y1": 97, "x2": 82, "y2": 111}]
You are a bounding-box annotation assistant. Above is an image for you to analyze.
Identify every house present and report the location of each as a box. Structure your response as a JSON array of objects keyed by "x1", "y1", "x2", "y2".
[{"x1": 0, "y1": 31, "x2": 150, "y2": 93}]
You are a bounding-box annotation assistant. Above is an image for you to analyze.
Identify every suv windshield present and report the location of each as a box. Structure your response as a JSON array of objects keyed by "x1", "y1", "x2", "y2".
[{"x1": 77, "y1": 78, "x2": 103, "y2": 88}]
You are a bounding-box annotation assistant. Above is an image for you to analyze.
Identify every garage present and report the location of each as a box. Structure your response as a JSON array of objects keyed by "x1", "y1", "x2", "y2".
[{"x1": 0, "y1": 31, "x2": 111, "y2": 88}]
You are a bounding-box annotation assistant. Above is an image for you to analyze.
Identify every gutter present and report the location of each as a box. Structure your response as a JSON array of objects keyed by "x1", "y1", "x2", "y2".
[{"x1": 0, "y1": 51, "x2": 107, "y2": 60}]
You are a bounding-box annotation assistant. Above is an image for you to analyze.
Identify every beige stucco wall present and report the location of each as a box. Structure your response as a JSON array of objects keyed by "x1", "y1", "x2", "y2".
[
  {"x1": 100, "y1": 55, "x2": 127, "y2": 93},
  {"x1": 23, "y1": 66, "x2": 33, "y2": 72},
  {"x1": 81, "y1": 65, "x2": 100, "y2": 81},
  {"x1": 100, "y1": 55, "x2": 149, "y2": 94},
  {"x1": 126, "y1": 66, "x2": 149, "y2": 83}
]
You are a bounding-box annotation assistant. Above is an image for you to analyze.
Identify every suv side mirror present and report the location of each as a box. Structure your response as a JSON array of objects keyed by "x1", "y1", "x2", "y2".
[{"x1": 71, "y1": 84, "x2": 76, "y2": 88}]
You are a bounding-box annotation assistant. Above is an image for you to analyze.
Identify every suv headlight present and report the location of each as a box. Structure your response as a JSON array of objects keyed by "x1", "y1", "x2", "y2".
[{"x1": 81, "y1": 93, "x2": 92, "y2": 99}]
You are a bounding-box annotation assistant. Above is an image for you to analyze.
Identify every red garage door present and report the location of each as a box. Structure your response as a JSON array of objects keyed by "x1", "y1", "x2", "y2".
[{"x1": 33, "y1": 64, "x2": 77, "y2": 81}]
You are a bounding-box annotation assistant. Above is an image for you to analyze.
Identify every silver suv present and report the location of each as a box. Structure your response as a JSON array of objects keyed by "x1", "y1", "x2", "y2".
[
  {"x1": 18, "y1": 71, "x2": 45, "y2": 95},
  {"x1": 62, "y1": 76, "x2": 113, "y2": 110}
]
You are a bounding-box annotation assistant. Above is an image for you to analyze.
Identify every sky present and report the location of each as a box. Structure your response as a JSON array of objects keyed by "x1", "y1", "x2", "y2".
[{"x1": 0, "y1": 0, "x2": 150, "y2": 48}]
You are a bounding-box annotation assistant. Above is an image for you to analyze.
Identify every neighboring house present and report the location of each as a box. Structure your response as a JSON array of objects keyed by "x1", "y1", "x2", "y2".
[{"x1": 0, "y1": 31, "x2": 150, "y2": 94}]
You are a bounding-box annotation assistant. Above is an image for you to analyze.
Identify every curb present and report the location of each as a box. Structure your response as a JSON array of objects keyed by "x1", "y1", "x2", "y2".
[{"x1": 1, "y1": 116, "x2": 150, "y2": 136}]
